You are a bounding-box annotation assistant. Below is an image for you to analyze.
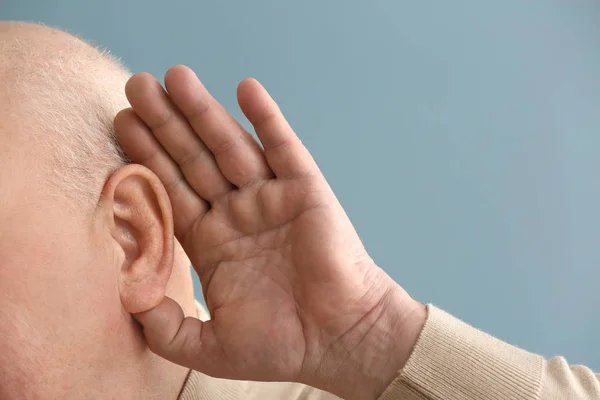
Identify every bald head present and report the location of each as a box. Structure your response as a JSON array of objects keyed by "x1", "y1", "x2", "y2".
[{"x1": 0, "y1": 21, "x2": 131, "y2": 207}]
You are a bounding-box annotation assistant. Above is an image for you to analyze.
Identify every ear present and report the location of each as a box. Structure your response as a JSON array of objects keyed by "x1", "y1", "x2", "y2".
[{"x1": 100, "y1": 164, "x2": 174, "y2": 314}]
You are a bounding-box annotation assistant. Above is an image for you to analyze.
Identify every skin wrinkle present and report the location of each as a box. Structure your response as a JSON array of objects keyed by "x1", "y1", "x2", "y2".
[{"x1": 0, "y1": 21, "x2": 196, "y2": 399}]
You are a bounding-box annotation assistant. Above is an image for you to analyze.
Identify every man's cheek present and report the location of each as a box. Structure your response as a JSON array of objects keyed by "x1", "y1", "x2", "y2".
[{"x1": 0, "y1": 304, "x2": 56, "y2": 391}]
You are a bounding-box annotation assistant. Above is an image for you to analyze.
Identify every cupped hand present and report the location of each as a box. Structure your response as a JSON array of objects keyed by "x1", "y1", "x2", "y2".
[{"x1": 114, "y1": 66, "x2": 425, "y2": 400}]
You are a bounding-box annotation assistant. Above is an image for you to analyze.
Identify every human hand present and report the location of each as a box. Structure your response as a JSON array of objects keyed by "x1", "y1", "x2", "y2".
[{"x1": 114, "y1": 66, "x2": 426, "y2": 400}]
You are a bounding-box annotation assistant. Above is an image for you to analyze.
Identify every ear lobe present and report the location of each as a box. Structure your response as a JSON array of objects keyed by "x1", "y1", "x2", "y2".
[{"x1": 102, "y1": 164, "x2": 174, "y2": 314}]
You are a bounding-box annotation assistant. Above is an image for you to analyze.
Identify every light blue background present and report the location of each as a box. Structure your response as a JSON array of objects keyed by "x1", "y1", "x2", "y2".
[{"x1": 4, "y1": 1, "x2": 600, "y2": 369}]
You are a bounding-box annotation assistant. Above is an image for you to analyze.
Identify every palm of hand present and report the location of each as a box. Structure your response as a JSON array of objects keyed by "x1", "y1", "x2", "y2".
[{"x1": 190, "y1": 176, "x2": 379, "y2": 382}]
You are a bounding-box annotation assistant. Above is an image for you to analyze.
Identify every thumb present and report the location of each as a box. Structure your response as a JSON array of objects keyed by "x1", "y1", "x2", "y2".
[{"x1": 133, "y1": 296, "x2": 223, "y2": 376}]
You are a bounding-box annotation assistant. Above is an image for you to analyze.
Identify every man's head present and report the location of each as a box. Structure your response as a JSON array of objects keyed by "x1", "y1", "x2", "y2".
[
  {"x1": 0, "y1": 21, "x2": 130, "y2": 206},
  {"x1": 0, "y1": 21, "x2": 195, "y2": 398}
]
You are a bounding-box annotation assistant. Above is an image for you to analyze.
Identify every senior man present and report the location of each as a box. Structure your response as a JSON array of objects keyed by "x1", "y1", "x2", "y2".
[{"x1": 1, "y1": 21, "x2": 598, "y2": 400}]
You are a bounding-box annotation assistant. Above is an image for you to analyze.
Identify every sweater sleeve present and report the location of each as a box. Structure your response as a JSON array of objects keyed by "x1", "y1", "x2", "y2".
[{"x1": 378, "y1": 305, "x2": 600, "y2": 400}]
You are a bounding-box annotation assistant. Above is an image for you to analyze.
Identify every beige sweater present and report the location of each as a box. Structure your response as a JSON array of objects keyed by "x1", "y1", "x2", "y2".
[{"x1": 178, "y1": 304, "x2": 600, "y2": 399}]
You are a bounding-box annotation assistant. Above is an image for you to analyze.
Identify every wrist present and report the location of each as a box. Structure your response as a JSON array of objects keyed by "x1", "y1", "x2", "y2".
[{"x1": 325, "y1": 281, "x2": 427, "y2": 400}]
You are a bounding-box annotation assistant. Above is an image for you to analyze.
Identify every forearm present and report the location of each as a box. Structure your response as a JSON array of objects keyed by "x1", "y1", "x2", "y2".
[
  {"x1": 383, "y1": 305, "x2": 544, "y2": 399},
  {"x1": 344, "y1": 303, "x2": 600, "y2": 400}
]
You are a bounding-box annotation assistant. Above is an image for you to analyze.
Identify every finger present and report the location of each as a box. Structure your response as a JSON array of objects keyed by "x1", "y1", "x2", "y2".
[
  {"x1": 125, "y1": 72, "x2": 234, "y2": 203},
  {"x1": 164, "y1": 65, "x2": 274, "y2": 186},
  {"x1": 134, "y1": 296, "x2": 228, "y2": 378},
  {"x1": 237, "y1": 78, "x2": 320, "y2": 179},
  {"x1": 114, "y1": 108, "x2": 208, "y2": 238}
]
